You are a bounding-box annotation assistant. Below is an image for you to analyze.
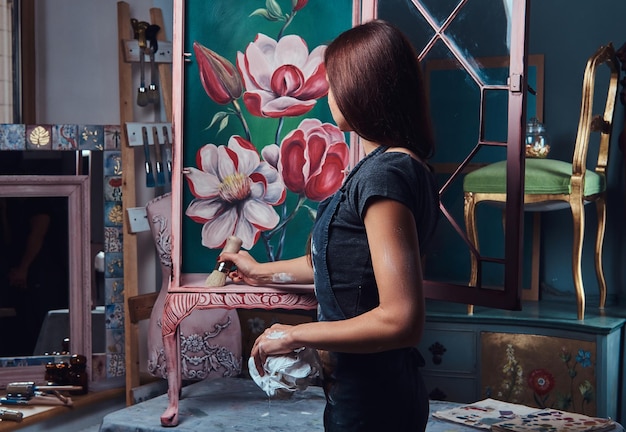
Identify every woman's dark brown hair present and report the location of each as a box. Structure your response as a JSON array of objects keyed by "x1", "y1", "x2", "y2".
[{"x1": 324, "y1": 19, "x2": 435, "y2": 160}]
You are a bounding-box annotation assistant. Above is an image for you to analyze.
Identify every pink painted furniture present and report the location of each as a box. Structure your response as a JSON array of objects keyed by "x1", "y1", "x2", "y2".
[{"x1": 159, "y1": 279, "x2": 316, "y2": 426}]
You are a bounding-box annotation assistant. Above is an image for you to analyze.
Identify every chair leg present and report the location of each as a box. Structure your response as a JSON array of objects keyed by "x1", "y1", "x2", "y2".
[
  {"x1": 594, "y1": 196, "x2": 607, "y2": 310},
  {"x1": 570, "y1": 198, "x2": 585, "y2": 320},
  {"x1": 464, "y1": 192, "x2": 479, "y2": 315}
]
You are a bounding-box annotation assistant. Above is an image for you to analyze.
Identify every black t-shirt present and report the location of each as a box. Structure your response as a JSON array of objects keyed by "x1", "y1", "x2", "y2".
[{"x1": 326, "y1": 150, "x2": 439, "y2": 318}]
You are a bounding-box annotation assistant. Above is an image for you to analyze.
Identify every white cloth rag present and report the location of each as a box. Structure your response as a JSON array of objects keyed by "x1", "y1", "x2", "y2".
[{"x1": 248, "y1": 348, "x2": 322, "y2": 398}]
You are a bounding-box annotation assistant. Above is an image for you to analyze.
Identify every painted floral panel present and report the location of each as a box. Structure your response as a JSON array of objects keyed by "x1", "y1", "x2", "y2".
[
  {"x1": 181, "y1": 0, "x2": 353, "y2": 272},
  {"x1": 481, "y1": 332, "x2": 597, "y2": 416}
]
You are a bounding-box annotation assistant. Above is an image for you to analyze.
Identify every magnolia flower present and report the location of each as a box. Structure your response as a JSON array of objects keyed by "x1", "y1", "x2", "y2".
[
  {"x1": 278, "y1": 118, "x2": 349, "y2": 201},
  {"x1": 236, "y1": 33, "x2": 328, "y2": 118},
  {"x1": 185, "y1": 136, "x2": 286, "y2": 249},
  {"x1": 194, "y1": 41, "x2": 243, "y2": 105}
]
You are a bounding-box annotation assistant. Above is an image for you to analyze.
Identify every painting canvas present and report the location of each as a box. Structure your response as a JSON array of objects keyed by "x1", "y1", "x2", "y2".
[{"x1": 180, "y1": 0, "x2": 353, "y2": 273}]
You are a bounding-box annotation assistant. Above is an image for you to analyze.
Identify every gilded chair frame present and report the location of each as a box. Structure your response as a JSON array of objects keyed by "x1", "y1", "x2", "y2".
[{"x1": 464, "y1": 43, "x2": 620, "y2": 320}]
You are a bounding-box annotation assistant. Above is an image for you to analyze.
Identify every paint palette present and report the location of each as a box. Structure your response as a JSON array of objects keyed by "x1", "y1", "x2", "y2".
[
  {"x1": 433, "y1": 399, "x2": 617, "y2": 432},
  {"x1": 433, "y1": 399, "x2": 538, "y2": 429},
  {"x1": 491, "y1": 409, "x2": 616, "y2": 432}
]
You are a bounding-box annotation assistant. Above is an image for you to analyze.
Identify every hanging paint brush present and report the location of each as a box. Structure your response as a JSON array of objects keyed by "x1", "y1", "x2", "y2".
[
  {"x1": 146, "y1": 24, "x2": 161, "y2": 105},
  {"x1": 206, "y1": 236, "x2": 242, "y2": 287},
  {"x1": 151, "y1": 126, "x2": 166, "y2": 187},
  {"x1": 141, "y1": 126, "x2": 156, "y2": 188}
]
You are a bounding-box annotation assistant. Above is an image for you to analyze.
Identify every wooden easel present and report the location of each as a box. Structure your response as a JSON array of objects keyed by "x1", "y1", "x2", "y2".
[{"x1": 116, "y1": 1, "x2": 172, "y2": 406}]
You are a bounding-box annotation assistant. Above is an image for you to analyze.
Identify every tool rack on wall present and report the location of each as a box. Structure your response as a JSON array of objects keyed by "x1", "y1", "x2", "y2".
[{"x1": 116, "y1": 1, "x2": 173, "y2": 405}]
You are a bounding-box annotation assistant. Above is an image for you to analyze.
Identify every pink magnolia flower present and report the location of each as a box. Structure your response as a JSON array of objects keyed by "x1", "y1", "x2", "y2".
[
  {"x1": 236, "y1": 33, "x2": 328, "y2": 118},
  {"x1": 278, "y1": 118, "x2": 349, "y2": 201},
  {"x1": 185, "y1": 136, "x2": 286, "y2": 249},
  {"x1": 194, "y1": 41, "x2": 243, "y2": 105}
]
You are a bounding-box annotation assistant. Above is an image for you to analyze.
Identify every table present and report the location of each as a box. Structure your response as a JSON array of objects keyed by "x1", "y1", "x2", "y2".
[
  {"x1": 101, "y1": 377, "x2": 469, "y2": 432},
  {"x1": 160, "y1": 280, "x2": 317, "y2": 426},
  {"x1": 0, "y1": 387, "x2": 124, "y2": 432}
]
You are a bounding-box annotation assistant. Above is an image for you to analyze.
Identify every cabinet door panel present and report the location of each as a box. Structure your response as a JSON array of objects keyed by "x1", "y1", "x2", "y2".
[
  {"x1": 421, "y1": 373, "x2": 478, "y2": 403},
  {"x1": 418, "y1": 327, "x2": 476, "y2": 373}
]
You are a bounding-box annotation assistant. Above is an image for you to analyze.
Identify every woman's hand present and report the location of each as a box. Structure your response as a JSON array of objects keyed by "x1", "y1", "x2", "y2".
[
  {"x1": 251, "y1": 323, "x2": 299, "y2": 376},
  {"x1": 220, "y1": 250, "x2": 264, "y2": 286}
]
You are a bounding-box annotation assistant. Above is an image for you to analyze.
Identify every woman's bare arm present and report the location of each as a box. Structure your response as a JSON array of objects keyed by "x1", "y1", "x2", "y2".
[
  {"x1": 250, "y1": 198, "x2": 425, "y2": 373},
  {"x1": 221, "y1": 251, "x2": 314, "y2": 286}
]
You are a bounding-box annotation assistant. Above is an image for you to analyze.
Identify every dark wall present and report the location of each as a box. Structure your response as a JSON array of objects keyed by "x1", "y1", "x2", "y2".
[{"x1": 528, "y1": 0, "x2": 626, "y2": 304}]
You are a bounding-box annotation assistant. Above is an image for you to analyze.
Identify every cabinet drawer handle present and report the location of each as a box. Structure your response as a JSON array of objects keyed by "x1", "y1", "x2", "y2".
[
  {"x1": 428, "y1": 387, "x2": 448, "y2": 401},
  {"x1": 428, "y1": 342, "x2": 447, "y2": 365}
]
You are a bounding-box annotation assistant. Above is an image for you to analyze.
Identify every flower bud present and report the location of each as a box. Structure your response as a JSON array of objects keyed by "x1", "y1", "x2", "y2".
[
  {"x1": 193, "y1": 41, "x2": 243, "y2": 104},
  {"x1": 292, "y1": 0, "x2": 308, "y2": 12}
]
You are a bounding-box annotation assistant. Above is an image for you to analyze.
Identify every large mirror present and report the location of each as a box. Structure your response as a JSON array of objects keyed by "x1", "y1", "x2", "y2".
[{"x1": 0, "y1": 174, "x2": 91, "y2": 385}]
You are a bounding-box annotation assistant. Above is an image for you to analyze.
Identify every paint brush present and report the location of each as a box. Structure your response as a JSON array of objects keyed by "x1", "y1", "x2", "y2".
[{"x1": 205, "y1": 236, "x2": 243, "y2": 287}]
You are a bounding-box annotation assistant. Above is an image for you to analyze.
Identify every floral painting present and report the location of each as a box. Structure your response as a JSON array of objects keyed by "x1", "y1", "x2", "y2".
[
  {"x1": 181, "y1": 0, "x2": 352, "y2": 272},
  {"x1": 481, "y1": 332, "x2": 598, "y2": 416}
]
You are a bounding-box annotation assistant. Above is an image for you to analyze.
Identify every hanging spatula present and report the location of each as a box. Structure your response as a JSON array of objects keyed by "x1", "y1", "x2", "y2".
[
  {"x1": 146, "y1": 24, "x2": 161, "y2": 105},
  {"x1": 134, "y1": 20, "x2": 150, "y2": 107}
]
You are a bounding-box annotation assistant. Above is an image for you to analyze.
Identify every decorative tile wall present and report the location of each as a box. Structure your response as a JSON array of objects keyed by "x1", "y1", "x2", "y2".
[{"x1": 0, "y1": 123, "x2": 126, "y2": 380}]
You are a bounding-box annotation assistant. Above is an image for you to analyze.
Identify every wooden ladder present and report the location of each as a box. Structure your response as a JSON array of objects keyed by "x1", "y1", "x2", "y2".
[{"x1": 116, "y1": 1, "x2": 172, "y2": 406}]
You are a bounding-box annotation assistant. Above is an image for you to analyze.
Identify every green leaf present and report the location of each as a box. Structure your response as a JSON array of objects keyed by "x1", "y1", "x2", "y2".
[
  {"x1": 208, "y1": 111, "x2": 229, "y2": 129},
  {"x1": 217, "y1": 116, "x2": 230, "y2": 134},
  {"x1": 265, "y1": 0, "x2": 284, "y2": 18},
  {"x1": 249, "y1": 8, "x2": 279, "y2": 21}
]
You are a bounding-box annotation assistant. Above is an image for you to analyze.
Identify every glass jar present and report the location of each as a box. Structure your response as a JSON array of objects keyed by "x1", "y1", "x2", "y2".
[
  {"x1": 525, "y1": 117, "x2": 550, "y2": 158},
  {"x1": 45, "y1": 361, "x2": 58, "y2": 384},
  {"x1": 68, "y1": 354, "x2": 89, "y2": 394},
  {"x1": 55, "y1": 361, "x2": 70, "y2": 385}
]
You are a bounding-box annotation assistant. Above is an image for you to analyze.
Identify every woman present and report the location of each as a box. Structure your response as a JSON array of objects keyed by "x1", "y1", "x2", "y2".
[{"x1": 222, "y1": 19, "x2": 439, "y2": 431}]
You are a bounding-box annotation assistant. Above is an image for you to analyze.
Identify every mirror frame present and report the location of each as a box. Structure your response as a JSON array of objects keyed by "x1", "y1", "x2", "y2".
[{"x1": 0, "y1": 175, "x2": 90, "y2": 386}]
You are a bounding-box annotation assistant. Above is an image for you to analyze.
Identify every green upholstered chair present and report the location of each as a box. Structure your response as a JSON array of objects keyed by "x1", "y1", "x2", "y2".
[{"x1": 463, "y1": 43, "x2": 620, "y2": 320}]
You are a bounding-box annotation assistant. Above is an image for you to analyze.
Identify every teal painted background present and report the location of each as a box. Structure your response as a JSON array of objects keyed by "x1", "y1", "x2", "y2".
[{"x1": 181, "y1": 0, "x2": 352, "y2": 273}]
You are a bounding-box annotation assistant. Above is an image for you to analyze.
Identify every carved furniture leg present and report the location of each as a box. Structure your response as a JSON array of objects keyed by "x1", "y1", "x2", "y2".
[
  {"x1": 570, "y1": 197, "x2": 585, "y2": 320},
  {"x1": 464, "y1": 192, "x2": 478, "y2": 316},
  {"x1": 160, "y1": 293, "x2": 200, "y2": 427},
  {"x1": 594, "y1": 195, "x2": 607, "y2": 310}
]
